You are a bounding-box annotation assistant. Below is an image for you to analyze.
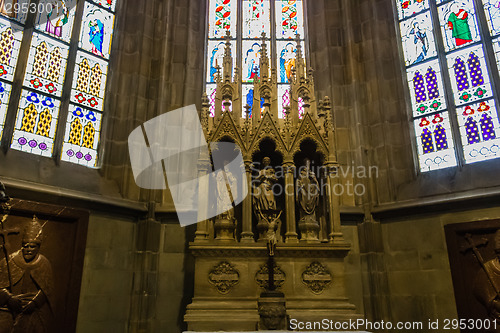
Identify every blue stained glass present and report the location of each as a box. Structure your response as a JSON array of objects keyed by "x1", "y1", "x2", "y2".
[
  {"x1": 426, "y1": 67, "x2": 439, "y2": 99},
  {"x1": 434, "y1": 124, "x2": 449, "y2": 150},
  {"x1": 413, "y1": 71, "x2": 427, "y2": 102},
  {"x1": 421, "y1": 127, "x2": 434, "y2": 153},
  {"x1": 453, "y1": 57, "x2": 469, "y2": 91},
  {"x1": 465, "y1": 116, "x2": 480, "y2": 144},
  {"x1": 480, "y1": 113, "x2": 496, "y2": 141},
  {"x1": 467, "y1": 52, "x2": 484, "y2": 88}
]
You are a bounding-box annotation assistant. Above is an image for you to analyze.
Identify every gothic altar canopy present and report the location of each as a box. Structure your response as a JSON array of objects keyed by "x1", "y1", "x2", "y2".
[{"x1": 185, "y1": 32, "x2": 361, "y2": 331}]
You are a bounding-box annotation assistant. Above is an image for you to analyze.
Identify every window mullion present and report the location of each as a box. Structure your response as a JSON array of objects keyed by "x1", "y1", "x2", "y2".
[
  {"x1": 429, "y1": 0, "x2": 466, "y2": 167},
  {"x1": 270, "y1": 0, "x2": 276, "y2": 70},
  {"x1": 0, "y1": 0, "x2": 38, "y2": 153},
  {"x1": 51, "y1": 0, "x2": 85, "y2": 164}
]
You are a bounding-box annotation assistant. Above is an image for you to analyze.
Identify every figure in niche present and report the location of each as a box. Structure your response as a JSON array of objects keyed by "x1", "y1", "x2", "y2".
[
  {"x1": 0, "y1": 216, "x2": 54, "y2": 333},
  {"x1": 88, "y1": 18, "x2": 105, "y2": 57},
  {"x1": 280, "y1": 43, "x2": 296, "y2": 82},
  {"x1": 447, "y1": 3, "x2": 473, "y2": 47},
  {"x1": 45, "y1": 0, "x2": 69, "y2": 38},
  {"x1": 253, "y1": 157, "x2": 277, "y2": 215},
  {"x1": 296, "y1": 158, "x2": 319, "y2": 219},
  {"x1": 215, "y1": 161, "x2": 237, "y2": 221},
  {"x1": 407, "y1": 21, "x2": 428, "y2": 64},
  {"x1": 473, "y1": 230, "x2": 500, "y2": 321},
  {"x1": 245, "y1": 43, "x2": 261, "y2": 81}
]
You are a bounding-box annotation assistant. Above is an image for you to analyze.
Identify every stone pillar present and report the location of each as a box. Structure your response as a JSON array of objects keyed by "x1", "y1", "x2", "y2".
[
  {"x1": 194, "y1": 156, "x2": 211, "y2": 242},
  {"x1": 241, "y1": 160, "x2": 254, "y2": 242},
  {"x1": 283, "y1": 162, "x2": 298, "y2": 243},
  {"x1": 325, "y1": 162, "x2": 345, "y2": 244}
]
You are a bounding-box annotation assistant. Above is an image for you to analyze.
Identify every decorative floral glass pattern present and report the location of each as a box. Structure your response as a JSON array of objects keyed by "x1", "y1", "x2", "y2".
[
  {"x1": 23, "y1": 32, "x2": 69, "y2": 97},
  {"x1": 243, "y1": 0, "x2": 270, "y2": 38},
  {"x1": 457, "y1": 99, "x2": 500, "y2": 163},
  {"x1": 446, "y1": 45, "x2": 493, "y2": 106},
  {"x1": 209, "y1": 0, "x2": 237, "y2": 38},
  {"x1": 275, "y1": 0, "x2": 304, "y2": 39},
  {"x1": 414, "y1": 112, "x2": 457, "y2": 171},
  {"x1": 0, "y1": 17, "x2": 23, "y2": 82},
  {"x1": 61, "y1": 104, "x2": 102, "y2": 167},
  {"x1": 11, "y1": 90, "x2": 60, "y2": 157},
  {"x1": 71, "y1": 51, "x2": 108, "y2": 111},
  {"x1": 79, "y1": 1, "x2": 115, "y2": 59},
  {"x1": 395, "y1": 0, "x2": 429, "y2": 21},
  {"x1": 92, "y1": 0, "x2": 117, "y2": 12}
]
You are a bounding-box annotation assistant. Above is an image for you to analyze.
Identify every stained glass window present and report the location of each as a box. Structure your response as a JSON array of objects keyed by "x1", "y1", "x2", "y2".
[
  {"x1": 205, "y1": 0, "x2": 307, "y2": 118},
  {"x1": 395, "y1": 0, "x2": 500, "y2": 170},
  {"x1": 0, "y1": 0, "x2": 118, "y2": 167}
]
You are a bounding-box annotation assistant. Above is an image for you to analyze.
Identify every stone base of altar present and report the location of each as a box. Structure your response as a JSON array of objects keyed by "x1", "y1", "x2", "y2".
[{"x1": 184, "y1": 242, "x2": 362, "y2": 331}]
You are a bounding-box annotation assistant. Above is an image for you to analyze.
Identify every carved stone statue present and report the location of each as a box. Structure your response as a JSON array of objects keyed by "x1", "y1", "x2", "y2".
[
  {"x1": 296, "y1": 158, "x2": 319, "y2": 217},
  {"x1": 296, "y1": 158, "x2": 320, "y2": 242},
  {"x1": 214, "y1": 164, "x2": 238, "y2": 241},
  {"x1": 0, "y1": 216, "x2": 54, "y2": 333},
  {"x1": 253, "y1": 157, "x2": 279, "y2": 240},
  {"x1": 473, "y1": 230, "x2": 500, "y2": 321}
]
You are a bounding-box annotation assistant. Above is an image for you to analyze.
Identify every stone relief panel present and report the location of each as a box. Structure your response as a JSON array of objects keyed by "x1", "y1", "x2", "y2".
[
  {"x1": 255, "y1": 263, "x2": 285, "y2": 289},
  {"x1": 208, "y1": 261, "x2": 239, "y2": 294},
  {"x1": 301, "y1": 261, "x2": 332, "y2": 294}
]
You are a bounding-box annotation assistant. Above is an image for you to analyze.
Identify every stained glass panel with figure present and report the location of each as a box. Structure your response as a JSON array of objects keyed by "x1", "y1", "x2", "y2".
[
  {"x1": 35, "y1": 0, "x2": 77, "y2": 43},
  {"x1": 207, "y1": 40, "x2": 236, "y2": 83},
  {"x1": 399, "y1": 11, "x2": 437, "y2": 66},
  {"x1": 438, "y1": 0, "x2": 480, "y2": 52},
  {"x1": 482, "y1": 0, "x2": 500, "y2": 36},
  {"x1": 79, "y1": 1, "x2": 115, "y2": 59}
]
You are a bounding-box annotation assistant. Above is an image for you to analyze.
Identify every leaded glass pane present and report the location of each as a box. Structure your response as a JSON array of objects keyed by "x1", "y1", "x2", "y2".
[
  {"x1": 0, "y1": 81, "x2": 12, "y2": 138},
  {"x1": 209, "y1": 0, "x2": 237, "y2": 39},
  {"x1": 0, "y1": 17, "x2": 23, "y2": 81},
  {"x1": 445, "y1": 45, "x2": 492, "y2": 106},
  {"x1": 206, "y1": 83, "x2": 216, "y2": 117},
  {"x1": 207, "y1": 39, "x2": 236, "y2": 83},
  {"x1": 79, "y1": 1, "x2": 115, "y2": 59},
  {"x1": 278, "y1": 84, "x2": 289, "y2": 118},
  {"x1": 61, "y1": 104, "x2": 102, "y2": 167},
  {"x1": 23, "y1": 32, "x2": 69, "y2": 97},
  {"x1": 438, "y1": 0, "x2": 481, "y2": 52},
  {"x1": 91, "y1": 0, "x2": 116, "y2": 12},
  {"x1": 395, "y1": 0, "x2": 429, "y2": 21},
  {"x1": 414, "y1": 112, "x2": 457, "y2": 171},
  {"x1": 406, "y1": 59, "x2": 447, "y2": 116},
  {"x1": 482, "y1": 0, "x2": 500, "y2": 36},
  {"x1": 71, "y1": 51, "x2": 108, "y2": 111},
  {"x1": 11, "y1": 90, "x2": 60, "y2": 156},
  {"x1": 35, "y1": 0, "x2": 77, "y2": 43},
  {"x1": 277, "y1": 40, "x2": 304, "y2": 83},
  {"x1": 457, "y1": 99, "x2": 500, "y2": 163},
  {"x1": 243, "y1": 0, "x2": 270, "y2": 38},
  {"x1": 275, "y1": 0, "x2": 304, "y2": 40},
  {"x1": 242, "y1": 39, "x2": 269, "y2": 82},
  {"x1": 399, "y1": 11, "x2": 437, "y2": 66}
]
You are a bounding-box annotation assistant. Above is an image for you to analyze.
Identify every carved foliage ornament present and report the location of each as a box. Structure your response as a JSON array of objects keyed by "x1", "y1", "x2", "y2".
[
  {"x1": 208, "y1": 261, "x2": 239, "y2": 294},
  {"x1": 255, "y1": 263, "x2": 286, "y2": 289},
  {"x1": 301, "y1": 261, "x2": 332, "y2": 294}
]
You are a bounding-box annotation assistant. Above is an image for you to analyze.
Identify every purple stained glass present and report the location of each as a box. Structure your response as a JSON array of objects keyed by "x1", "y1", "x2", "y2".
[
  {"x1": 67, "y1": 149, "x2": 74, "y2": 157},
  {"x1": 467, "y1": 52, "x2": 484, "y2": 88},
  {"x1": 433, "y1": 125, "x2": 448, "y2": 151},
  {"x1": 18, "y1": 137, "x2": 27, "y2": 145},
  {"x1": 465, "y1": 116, "x2": 481, "y2": 144},
  {"x1": 454, "y1": 58, "x2": 469, "y2": 91},
  {"x1": 480, "y1": 113, "x2": 496, "y2": 141},
  {"x1": 425, "y1": 67, "x2": 439, "y2": 99},
  {"x1": 210, "y1": 89, "x2": 216, "y2": 117},
  {"x1": 421, "y1": 127, "x2": 434, "y2": 154},
  {"x1": 84, "y1": 154, "x2": 92, "y2": 161},
  {"x1": 38, "y1": 142, "x2": 47, "y2": 150},
  {"x1": 76, "y1": 151, "x2": 83, "y2": 159},
  {"x1": 413, "y1": 71, "x2": 427, "y2": 103},
  {"x1": 28, "y1": 140, "x2": 37, "y2": 148}
]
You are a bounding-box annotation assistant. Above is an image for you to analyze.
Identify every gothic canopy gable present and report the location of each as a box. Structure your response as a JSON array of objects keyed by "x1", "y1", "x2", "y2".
[
  {"x1": 290, "y1": 113, "x2": 329, "y2": 159},
  {"x1": 209, "y1": 111, "x2": 246, "y2": 149},
  {"x1": 249, "y1": 112, "x2": 287, "y2": 156}
]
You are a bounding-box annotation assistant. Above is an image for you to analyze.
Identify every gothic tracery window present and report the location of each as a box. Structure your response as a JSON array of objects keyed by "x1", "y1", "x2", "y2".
[
  {"x1": 396, "y1": 0, "x2": 500, "y2": 171},
  {"x1": 206, "y1": 0, "x2": 306, "y2": 118},
  {"x1": 0, "y1": 0, "x2": 118, "y2": 168}
]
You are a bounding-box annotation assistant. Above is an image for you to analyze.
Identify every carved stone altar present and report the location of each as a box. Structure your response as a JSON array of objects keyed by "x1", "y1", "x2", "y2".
[{"x1": 184, "y1": 33, "x2": 361, "y2": 331}]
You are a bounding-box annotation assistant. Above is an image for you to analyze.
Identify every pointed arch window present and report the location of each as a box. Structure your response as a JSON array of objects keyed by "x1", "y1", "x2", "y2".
[
  {"x1": 205, "y1": 0, "x2": 307, "y2": 119},
  {"x1": 0, "y1": 0, "x2": 118, "y2": 168},
  {"x1": 395, "y1": 0, "x2": 500, "y2": 171}
]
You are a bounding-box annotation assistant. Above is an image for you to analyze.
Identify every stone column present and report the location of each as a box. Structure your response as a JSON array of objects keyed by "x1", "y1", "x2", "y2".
[
  {"x1": 283, "y1": 162, "x2": 298, "y2": 243},
  {"x1": 194, "y1": 155, "x2": 211, "y2": 242},
  {"x1": 241, "y1": 160, "x2": 255, "y2": 242},
  {"x1": 325, "y1": 162, "x2": 345, "y2": 244}
]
